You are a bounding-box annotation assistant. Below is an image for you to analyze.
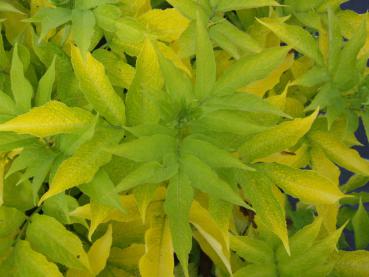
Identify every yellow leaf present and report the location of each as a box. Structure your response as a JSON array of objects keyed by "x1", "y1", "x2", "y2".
[
  {"x1": 239, "y1": 109, "x2": 319, "y2": 162},
  {"x1": 310, "y1": 144, "x2": 340, "y2": 183},
  {"x1": 242, "y1": 53, "x2": 294, "y2": 97},
  {"x1": 109, "y1": 244, "x2": 145, "y2": 272},
  {"x1": 71, "y1": 45, "x2": 126, "y2": 126},
  {"x1": 139, "y1": 8, "x2": 189, "y2": 42},
  {"x1": 309, "y1": 131, "x2": 369, "y2": 176},
  {"x1": 0, "y1": 101, "x2": 92, "y2": 137},
  {"x1": 260, "y1": 163, "x2": 346, "y2": 205},
  {"x1": 257, "y1": 143, "x2": 310, "y2": 169},
  {"x1": 139, "y1": 206, "x2": 174, "y2": 277},
  {"x1": 88, "y1": 224, "x2": 113, "y2": 275},
  {"x1": 190, "y1": 201, "x2": 232, "y2": 275},
  {"x1": 88, "y1": 195, "x2": 140, "y2": 239},
  {"x1": 316, "y1": 204, "x2": 339, "y2": 233}
]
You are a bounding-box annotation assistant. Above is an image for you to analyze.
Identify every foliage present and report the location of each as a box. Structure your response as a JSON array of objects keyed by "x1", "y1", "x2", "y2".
[{"x1": 0, "y1": 0, "x2": 368, "y2": 276}]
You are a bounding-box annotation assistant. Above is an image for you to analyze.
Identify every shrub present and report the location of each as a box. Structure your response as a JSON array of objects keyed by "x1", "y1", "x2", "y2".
[{"x1": 0, "y1": 0, "x2": 368, "y2": 276}]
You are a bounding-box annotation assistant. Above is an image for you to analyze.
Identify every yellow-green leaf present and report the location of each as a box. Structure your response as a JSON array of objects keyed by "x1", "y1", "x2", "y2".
[
  {"x1": 259, "y1": 163, "x2": 346, "y2": 205},
  {"x1": 39, "y1": 127, "x2": 122, "y2": 203},
  {"x1": 239, "y1": 110, "x2": 318, "y2": 162},
  {"x1": 309, "y1": 131, "x2": 369, "y2": 176},
  {"x1": 0, "y1": 101, "x2": 93, "y2": 138},
  {"x1": 257, "y1": 18, "x2": 323, "y2": 65},
  {"x1": 239, "y1": 171, "x2": 290, "y2": 255},
  {"x1": 26, "y1": 214, "x2": 91, "y2": 271},
  {"x1": 0, "y1": 240, "x2": 63, "y2": 277},
  {"x1": 71, "y1": 45, "x2": 126, "y2": 126}
]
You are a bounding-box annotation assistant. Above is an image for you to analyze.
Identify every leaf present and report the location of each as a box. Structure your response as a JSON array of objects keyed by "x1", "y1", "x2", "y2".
[
  {"x1": 194, "y1": 12, "x2": 216, "y2": 100},
  {"x1": 181, "y1": 136, "x2": 252, "y2": 170},
  {"x1": 0, "y1": 240, "x2": 63, "y2": 277},
  {"x1": 126, "y1": 39, "x2": 163, "y2": 125},
  {"x1": 157, "y1": 48, "x2": 193, "y2": 103},
  {"x1": 258, "y1": 163, "x2": 345, "y2": 205},
  {"x1": 10, "y1": 44, "x2": 33, "y2": 113},
  {"x1": 92, "y1": 49, "x2": 135, "y2": 89},
  {"x1": 0, "y1": 206, "x2": 25, "y2": 237},
  {"x1": 71, "y1": 9, "x2": 96, "y2": 55},
  {"x1": 116, "y1": 154, "x2": 178, "y2": 192},
  {"x1": 332, "y1": 250, "x2": 369, "y2": 277},
  {"x1": 0, "y1": 101, "x2": 93, "y2": 138},
  {"x1": 202, "y1": 93, "x2": 289, "y2": 117},
  {"x1": 26, "y1": 214, "x2": 91, "y2": 271},
  {"x1": 138, "y1": 8, "x2": 189, "y2": 42},
  {"x1": 164, "y1": 173, "x2": 193, "y2": 277},
  {"x1": 332, "y1": 19, "x2": 366, "y2": 90},
  {"x1": 238, "y1": 171, "x2": 289, "y2": 254},
  {"x1": 0, "y1": 2, "x2": 24, "y2": 14},
  {"x1": 215, "y1": 0, "x2": 280, "y2": 12},
  {"x1": 213, "y1": 46, "x2": 290, "y2": 95},
  {"x1": 108, "y1": 134, "x2": 177, "y2": 162},
  {"x1": 88, "y1": 224, "x2": 113, "y2": 275},
  {"x1": 257, "y1": 18, "x2": 323, "y2": 65},
  {"x1": 27, "y1": 7, "x2": 72, "y2": 41},
  {"x1": 230, "y1": 235, "x2": 273, "y2": 265},
  {"x1": 139, "y1": 209, "x2": 174, "y2": 277},
  {"x1": 239, "y1": 110, "x2": 318, "y2": 162},
  {"x1": 352, "y1": 199, "x2": 369, "y2": 249},
  {"x1": 209, "y1": 20, "x2": 262, "y2": 59},
  {"x1": 189, "y1": 201, "x2": 231, "y2": 275},
  {"x1": 308, "y1": 131, "x2": 369, "y2": 176},
  {"x1": 39, "y1": 127, "x2": 123, "y2": 203},
  {"x1": 71, "y1": 45, "x2": 126, "y2": 126},
  {"x1": 181, "y1": 154, "x2": 246, "y2": 207},
  {"x1": 43, "y1": 193, "x2": 82, "y2": 225},
  {"x1": 79, "y1": 169, "x2": 122, "y2": 211},
  {"x1": 35, "y1": 56, "x2": 56, "y2": 106}
]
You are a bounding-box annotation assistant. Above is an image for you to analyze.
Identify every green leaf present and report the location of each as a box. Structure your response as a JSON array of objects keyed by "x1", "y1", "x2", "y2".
[
  {"x1": 259, "y1": 163, "x2": 346, "y2": 205},
  {"x1": 257, "y1": 18, "x2": 323, "y2": 65},
  {"x1": 0, "y1": 2, "x2": 24, "y2": 14},
  {"x1": 108, "y1": 134, "x2": 177, "y2": 162},
  {"x1": 181, "y1": 154, "x2": 245, "y2": 207},
  {"x1": 0, "y1": 240, "x2": 63, "y2": 277},
  {"x1": 309, "y1": 131, "x2": 369, "y2": 176},
  {"x1": 71, "y1": 45, "x2": 126, "y2": 126},
  {"x1": 0, "y1": 101, "x2": 93, "y2": 138},
  {"x1": 194, "y1": 12, "x2": 216, "y2": 101},
  {"x1": 238, "y1": 171, "x2": 289, "y2": 254},
  {"x1": 213, "y1": 46, "x2": 290, "y2": 95},
  {"x1": 230, "y1": 235, "x2": 274, "y2": 264},
  {"x1": 116, "y1": 154, "x2": 179, "y2": 192},
  {"x1": 28, "y1": 8, "x2": 72, "y2": 41},
  {"x1": 209, "y1": 20, "x2": 262, "y2": 59},
  {"x1": 35, "y1": 56, "x2": 56, "y2": 106},
  {"x1": 10, "y1": 44, "x2": 33, "y2": 113},
  {"x1": 239, "y1": 110, "x2": 318, "y2": 162},
  {"x1": 79, "y1": 169, "x2": 123, "y2": 211},
  {"x1": 352, "y1": 199, "x2": 369, "y2": 249},
  {"x1": 74, "y1": 0, "x2": 119, "y2": 10},
  {"x1": 39, "y1": 127, "x2": 123, "y2": 203},
  {"x1": 164, "y1": 173, "x2": 194, "y2": 277},
  {"x1": 215, "y1": 0, "x2": 280, "y2": 12},
  {"x1": 333, "y1": 19, "x2": 366, "y2": 90},
  {"x1": 26, "y1": 214, "x2": 91, "y2": 271},
  {"x1": 202, "y1": 93, "x2": 288, "y2": 117},
  {"x1": 0, "y1": 90, "x2": 17, "y2": 115},
  {"x1": 71, "y1": 9, "x2": 96, "y2": 55},
  {"x1": 181, "y1": 136, "x2": 253, "y2": 170},
  {"x1": 157, "y1": 47, "x2": 193, "y2": 102}
]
